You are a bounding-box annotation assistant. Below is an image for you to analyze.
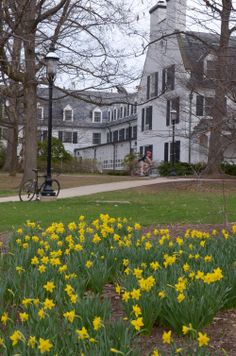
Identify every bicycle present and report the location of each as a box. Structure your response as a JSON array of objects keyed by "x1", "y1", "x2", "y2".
[
  {"x1": 132, "y1": 161, "x2": 160, "y2": 178},
  {"x1": 19, "y1": 169, "x2": 60, "y2": 201}
]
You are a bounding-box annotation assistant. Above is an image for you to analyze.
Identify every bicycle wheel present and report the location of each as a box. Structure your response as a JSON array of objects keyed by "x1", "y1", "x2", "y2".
[
  {"x1": 40, "y1": 179, "x2": 61, "y2": 197},
  {"x1": 19, "y1": 179, "x2": 36, "y2": 201},
  {"x1": 148, "y1": 167, "x2": 160, "y2": 178}
]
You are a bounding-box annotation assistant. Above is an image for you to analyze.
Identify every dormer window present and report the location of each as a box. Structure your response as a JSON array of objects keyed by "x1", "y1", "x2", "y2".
[
  {"x1": 162, "y1": 65, "x2": 175, "y2": 92},
  {"x1": 63, "y1": 105, "x2": 73, "y2": 121},
  {"x1": 93, "y1": 109, "x2": 102, "y2": 123},
  {"x1": 37, "y1": 103, "x2": 44, "y2": 120},
  {"x1": 204, "y1": 54, "x2": 217, "y2": 79}
]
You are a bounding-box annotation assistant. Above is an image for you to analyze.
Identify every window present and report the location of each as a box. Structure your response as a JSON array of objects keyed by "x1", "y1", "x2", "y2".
[
  {"x1": 124, "y1": 106, "x2": 127, "y2": 117},
  {"x1": 205, "y1": 97, "x2": 214, "y2": 116},
  {"x1": 125, "y1": 127, "x2": 131, "y2": 140},
  {"x1": 147, "y1": 72, "x2": 158, "y2": 99},
  {"x1": 141, "y1": 106, "x2": 153, "y2": 131},
  {"x1": 170, "y1": 140, "x2": 180, "y2": 162},
  {"x1": 63, "y1": 105, "x2": 73, "y2": 121},
  {"x1": 206, "y1": 60, "x2": 217, "y2": 79},
  {"x1": 166, "y1": 97, "x2": 180, "y2": 126},
  {"x1": 132, "y1": 126, "x2": 137, "y2": 139},
  {"x1": 165, "y1": 141, "x2": 180, "y2": 162},
  {"x1": 37, "y1": 104, "x2": 44, "y2": 120},
  {"x1": 58, "y1": 131, "x2": 77, "y2": 143},
  {"x1": 0, "y1": 127, "x2": 8, "y2": 140},
  {"x1": 113, "y1": 130, "x2": 118, "y2": 142},
  {"x1": 93, "y1": 111, "x2": 102, "y2": 123},
  {"x1": 151, "y1": 72, "x2": 158, "y2": 97},
  {"x1": 162, "y1": 65, "x2": 175, "y2": 92},
  {"x1": 63, "y1": 131, "x2": 72, "y2": 143},
  {"x1": 92, "y1": 132, "x2": 101, "y2": 144},
  {"x1": 113, "y1": 108, "x2": 117, "y2": 121},
  {"x1": 196, "y1": 95, "x2": 214, "y2": 116},
  {"x1": 119, "y1": 128, "x2": 125, "y2": 141}
]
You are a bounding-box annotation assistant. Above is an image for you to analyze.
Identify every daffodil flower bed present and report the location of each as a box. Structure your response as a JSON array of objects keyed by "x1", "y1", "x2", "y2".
[{"x1": 0, "y1": 214, "x2": 236, "y2": 355}]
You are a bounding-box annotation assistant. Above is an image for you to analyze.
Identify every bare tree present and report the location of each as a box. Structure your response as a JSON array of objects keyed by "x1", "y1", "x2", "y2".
[{"x1": 0, "y1": 0, "x2": 141, "y2": 181}]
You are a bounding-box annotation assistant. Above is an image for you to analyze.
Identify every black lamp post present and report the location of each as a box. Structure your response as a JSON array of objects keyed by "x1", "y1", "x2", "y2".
[
  {"x1": 41, "y1": 45, "x2": 59, "y2": 197},
  {"x1": 170, "y1": 109, "x2": 177, "y2": 176}
]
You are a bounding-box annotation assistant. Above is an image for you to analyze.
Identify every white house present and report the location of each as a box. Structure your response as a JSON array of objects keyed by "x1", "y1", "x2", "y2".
[
  {"x1": 137, "y1": 0, "x2": 236, "y2": 164},
  {"x1": 2, "y1": 0, "x2": 236, "y2": 172}
]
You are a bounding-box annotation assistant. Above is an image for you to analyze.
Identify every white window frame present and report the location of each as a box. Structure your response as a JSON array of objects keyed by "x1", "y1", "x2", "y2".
[
  {"x1": 63, "y1": 104, "x2": 74, "y2": 122},
  {"x1": 93, "y1": 108, "x2": 102, "y2": 123},
  {"x1": 37, "y1": 103, "x2": 44, "y2": 120}
]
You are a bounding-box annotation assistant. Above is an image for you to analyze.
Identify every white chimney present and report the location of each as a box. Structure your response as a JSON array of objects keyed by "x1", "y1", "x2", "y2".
[
  {"x1": 166, "y1": 0, "x2": 186, "y2": 32},
  {"x1": 149, "y1": 0, "x2": 167, "y2": 42}
]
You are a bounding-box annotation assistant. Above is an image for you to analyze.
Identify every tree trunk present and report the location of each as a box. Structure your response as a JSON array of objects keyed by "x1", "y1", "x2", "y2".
[
  {"x1": 21, "y1": 1, "x2": 38, "y2": 183},
  {"x1": 204, "y1": 0, "x2": 231, "y2": 175},
  {"x1": 2, "y1": 124, "x2": 18, "y2": 176}
]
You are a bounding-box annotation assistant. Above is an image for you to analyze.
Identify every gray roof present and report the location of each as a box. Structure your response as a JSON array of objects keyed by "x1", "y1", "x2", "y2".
[
  {"x1": 37, "y1": 87, "x2": 137, "y2": 128},
  {"x1": 178, "y1": 31, "x2": 236, "y2": 87}
]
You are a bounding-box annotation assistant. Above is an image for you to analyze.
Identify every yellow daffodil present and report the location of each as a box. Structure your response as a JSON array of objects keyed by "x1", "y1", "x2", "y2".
[
  {"x1": 10, "y1": 330, "x2": 23, "y2": 346},
  {"x1": 1, "y1": 312, "x2": 8, "y2": 326},
  {"x1": 28, "y1": 336, "x2": 37, "y2": 348},
  {"x1": 63, "y1": 310, "x2": 76, "y2": 323},
  {"x1": 197, "y1": 332, "x2": 210, "y2": 347},
  {"x1": 85, "y1": 260, "x2": 93, "y2": 268},
  {"x1": 76, "y1": 326, "x2": 89, "y2": 339},
  {"x1": 43, "y1": 298, "x2": 55, "y2": 310},
  {"x1": 38, "y1": 309, "x2": 46, "y2": 320},
  {"x1": 162, "y1": 330, "x2": 172, "y2": 344},
  {"x1": 38, "y1": 338, "x2": 53, "y2": 353},
  {"x1": 130, "y1": 288, "x2": 141, "y2": 300},
  {"x1": 19, "y1": 312, "x2": 29, "y2": 322},
  {"x1": 93, "y1": 316, "x2": 102, "y2": 330},
  {"x1": 132, "y1": 304, "x2": 142, "y2": 317},
  {"x1": 43, "y1": 281, "x2": 56, "y2": 293},
  {"x1": 158, "y1": 290, "x2": 166, "y2": 299},
  {"x1": 131, "y1": 317, "x2": 144, "y2": 331}
]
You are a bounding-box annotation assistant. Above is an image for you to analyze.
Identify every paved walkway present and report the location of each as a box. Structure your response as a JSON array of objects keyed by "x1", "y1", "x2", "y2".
[{"x1": 0, "y1": 177, "x2": 196, "y2": 203}]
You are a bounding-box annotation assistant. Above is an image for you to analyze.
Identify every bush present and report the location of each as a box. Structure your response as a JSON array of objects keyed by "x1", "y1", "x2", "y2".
[
  {"x1": 221, "y1": 161, "x2": 236, "y2": 176},
  {"x1": 0, "y1": 143, "x2": 6, "y2": 168},
  {"x1": 38, "y1": 138, "x2": 73, "y2": 163},
  {"x1": 158, "y1": 161, "x2": 206, "y2": 176},
  {"x1": 123, "y1": 152, "x2": 139, "y2": 174},
  {"x1": 37, "y1": 157, "x2": 102, "y2": 174}
]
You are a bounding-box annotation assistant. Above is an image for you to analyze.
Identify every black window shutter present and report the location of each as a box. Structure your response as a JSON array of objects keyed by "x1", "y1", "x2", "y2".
[
  {"x1": 164, "y1": 142, "x2": 169, "y2": 162},
  {"x1": 148, "y1": 106, "x2": 152, "y2": 130},
  {"x1": 58, "y1": 131, "x2": 63, "y2": 142},
  {"x1": 154, "y1": 72, "x2": 158, "y2": 96},
  {"x1": 73, "y1": 132, "x2": 78, "y2": 143},
  {"x1": 162, "y1": 69, "x2": 166, "y2": 93},
  {"x1": 175, "y1": 140, "x2": 180, "y2": 162},
  {"x1": 171, "y1": 65, "x2": 175, "y2": 90},
  {"x1": 196, "y1": 95, "x2": 204, "y2": 116},
  {"x1": 147, "y1": 75, "x2": 150, "y2": 100},
  {"x1": 141, "y1": 108, "x2": 145, "y2": 131},
  {"x1": 172, "y1": 97, "x2": 180, "y2": 123},
  {"x1": 166, "y1": 100, "x2": 170, "y2": 126}
]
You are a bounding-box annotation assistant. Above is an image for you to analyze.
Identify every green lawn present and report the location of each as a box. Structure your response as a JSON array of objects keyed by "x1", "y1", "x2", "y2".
[{"x1": 1, "y1": 183, "x2": 236, "y2": 233}]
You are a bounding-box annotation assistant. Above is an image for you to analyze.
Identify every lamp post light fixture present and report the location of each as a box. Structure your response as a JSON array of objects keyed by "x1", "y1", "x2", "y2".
[
  {"x1": 170, "y1": 109, "x2": 177, "y2": 176},
  {"x1": 41, "y1": 45, "x2": 59, "y2": 197}
]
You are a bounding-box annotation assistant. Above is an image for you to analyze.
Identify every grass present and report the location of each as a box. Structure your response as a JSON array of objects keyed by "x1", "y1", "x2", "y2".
[
  {"x1": 1, "y1": 180, "x2": 236, "y2": 233},
  {"x1": 0, "y1": 172, "x2": 136, "y2": 196}
]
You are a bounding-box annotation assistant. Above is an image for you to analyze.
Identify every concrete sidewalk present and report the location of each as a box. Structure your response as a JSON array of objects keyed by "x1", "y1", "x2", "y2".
[{"x1": 0, "y1": 177, "x2": 195, "y2": 203}]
